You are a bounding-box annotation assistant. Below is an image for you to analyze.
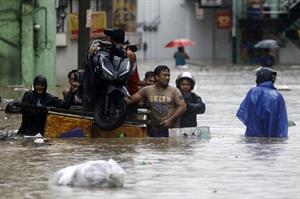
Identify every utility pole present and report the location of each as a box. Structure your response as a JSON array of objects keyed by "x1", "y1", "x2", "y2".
[
  {"x1": 102, "y1": 0, "x2": 113, "y2": 27},
  {"x1": 78, "y1": 0, "x2": 90, "y2": 67},
  {"x1": 232, "y1": 0, "x2": 237, "y2": 64},
  {"x1": 212, "y1": 8, "x2": 216, "y2": 65}
]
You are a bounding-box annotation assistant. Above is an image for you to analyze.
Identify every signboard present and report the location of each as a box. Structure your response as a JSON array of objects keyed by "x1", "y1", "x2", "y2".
[
  {"x1": 69, "y1": 12, "x2": 107, "y2": 39},
  {"x1": 199, "y1": 0, "x2": 232, "y2": 8},
  {"x1": 90, "y1": 11, "x2": 107, "y2": 38},
  {"x1": 201, "y1": 0, "x2": 222, "y2": 7},
  {"x1": 113, "y1": 0, "x2": 137, "y2": 32},
  {"x1": 195, "y1": 3, "x2": 204, "y2": 20},
  {"x1": 69, "y1": 13, "x2": 79, "y2": 40},
  {"x1": 216, "y1": 11, "x2": 231, "y2": 29},
  {"x1": 86, "y1": 9, "x2": 91, "y2": 28}
]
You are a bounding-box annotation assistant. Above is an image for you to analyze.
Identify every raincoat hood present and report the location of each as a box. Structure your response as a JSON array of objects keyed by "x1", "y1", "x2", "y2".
[
  {"x1": 33, "y1": 74, "x2": 47, "y2": 94},
  {"x1": 255, "y1": 67, "x2": 277, "y2": 85}
]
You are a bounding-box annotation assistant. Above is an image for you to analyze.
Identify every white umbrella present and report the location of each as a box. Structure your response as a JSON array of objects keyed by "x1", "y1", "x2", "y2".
[{"x1": 254, "y1": 39, "x2": 280, "y2": 49}]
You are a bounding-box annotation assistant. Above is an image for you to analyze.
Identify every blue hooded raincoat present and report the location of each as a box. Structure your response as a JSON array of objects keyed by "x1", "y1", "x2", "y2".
[{"x1": 236, "y1": 81, "x2": 288, "y2": 138}]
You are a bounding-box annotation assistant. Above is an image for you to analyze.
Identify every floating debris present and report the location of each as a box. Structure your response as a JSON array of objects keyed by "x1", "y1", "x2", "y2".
[
  {"x1": 288, "y1": 120, "x2": 296, "y2": 127},
  {"x1": 277, "y1": 85, "x2": 291, "y2": 91},
  {"x1": 169, "y1": 126, "x2": 211, "y2": 139},
  {"x1": 34, "y1": 138, "x2": 45, "y2": 144},
  {"x1": 0, "y1": 130, "x2": 19, "y2": 140},
  {"x1": 13, "y1": 87, "x2": 29, "y2": 91},
  {"x1": 49, "y1": 159, "x2": 125, "y2": 188},
  {"x1": 1, "y1": 98, "x2": 14, "y2": 104}
]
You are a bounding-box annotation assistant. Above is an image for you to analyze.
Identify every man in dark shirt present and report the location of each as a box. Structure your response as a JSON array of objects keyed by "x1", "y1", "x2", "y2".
[{"x1": 176, "y1": 72, "x2": 206, "y2": 127}]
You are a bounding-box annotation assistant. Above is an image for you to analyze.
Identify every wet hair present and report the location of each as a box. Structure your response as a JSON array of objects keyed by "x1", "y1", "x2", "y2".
[
  {"x1": 67, "y1": 69, "x2": 78, "y2": 79},
  {"x1": 144, "y1": 71, "x2": 154, "y2": 80},
  {"x1": 33, "y1": 74, "x2": 47, "y2": 94},
  {"x1": 154, "y1": 65, "x2": 170, "y2": 76}
]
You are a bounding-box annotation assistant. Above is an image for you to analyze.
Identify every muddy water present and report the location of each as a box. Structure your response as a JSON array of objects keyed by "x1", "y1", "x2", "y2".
[{"x1": 0, "y1": 61, "x2": 299, "y2": 199}]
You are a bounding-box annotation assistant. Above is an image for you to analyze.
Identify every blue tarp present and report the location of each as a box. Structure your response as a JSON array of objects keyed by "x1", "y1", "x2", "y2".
[
  {"x1": 59, "y1": 127, "x2": 84, "y2": 138},
  {"x1": 236, "y1": 81, "x2": 288, "y2": 138}
]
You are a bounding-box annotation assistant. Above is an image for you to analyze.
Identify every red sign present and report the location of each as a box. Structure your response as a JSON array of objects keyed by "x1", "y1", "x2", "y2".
[{"x1": 216, "y1": 12, "x2": 231, "y2": 29}]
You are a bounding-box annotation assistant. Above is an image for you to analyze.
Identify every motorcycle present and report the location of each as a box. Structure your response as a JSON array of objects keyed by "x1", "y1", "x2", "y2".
[{"x1": 83, "y1": 40, "x2": 131, "y2": 131}]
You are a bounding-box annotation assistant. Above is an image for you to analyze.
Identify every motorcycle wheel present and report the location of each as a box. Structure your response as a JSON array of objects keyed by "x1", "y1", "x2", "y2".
[{"x1": 94, "y1": 94, "x2": 127, "y2": 131}]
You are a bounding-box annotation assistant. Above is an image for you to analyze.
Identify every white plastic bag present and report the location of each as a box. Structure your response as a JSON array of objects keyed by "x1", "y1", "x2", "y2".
[{"x1": 49, "y1": 159, "x2": 125, "y2": 187}]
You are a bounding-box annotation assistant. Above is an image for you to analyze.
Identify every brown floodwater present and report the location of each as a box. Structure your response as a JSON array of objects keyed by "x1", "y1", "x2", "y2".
[{"x1": 0, "y1": 60, "x2": 299, "y2": 199}]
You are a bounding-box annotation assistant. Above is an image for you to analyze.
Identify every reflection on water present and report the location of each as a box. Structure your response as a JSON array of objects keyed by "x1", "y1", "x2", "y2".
[
  {"x1": 0, "y1": 62, "x2": 299, "y2": 199},
  {"x1": 243, "y1": 137, "x2": 288, "y2": 162}
]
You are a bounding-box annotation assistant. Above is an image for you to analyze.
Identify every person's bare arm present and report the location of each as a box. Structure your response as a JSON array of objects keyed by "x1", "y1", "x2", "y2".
[
  {"x1": 127, "y1": 49, "x2": 136, "y2": 65},
  {"x1": 124, "y1": 92, "x2": 143, "y2": 105},
  {"x1": 160, "y1": 100, "x2": 186, "y2": 128}
]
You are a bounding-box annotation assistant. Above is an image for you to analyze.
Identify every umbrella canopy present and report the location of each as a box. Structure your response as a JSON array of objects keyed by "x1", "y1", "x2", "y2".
[
  {"x1": 254, "y1": 39, "x2": 280, "y2": 49},
  {"x1": 165, "y1": 38, "x2": 195, "y2": 48}
]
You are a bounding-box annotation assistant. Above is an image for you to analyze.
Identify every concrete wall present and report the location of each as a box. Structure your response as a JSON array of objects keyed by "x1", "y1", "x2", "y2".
[
  {"x1": 55, "y1": 0, "x2": 108, "y2": 85},
  {"x1": 56, "y1": 38, "x2": 78, "y2": 85},
  {"x1": 0, "y1": 0, "x2": 22, "y2": 85},
  {"x1": 54, "y1": 0, "x2": 300, "y2": 86},
  {"x1": 55, "y1": 0, "x2": 79, "y2": 85},
  {"x1": 56, "y1": 0, "x2": 233, "y2": 84},
  {"x1": 0, "y1": 1, "x2": 56, "y2": 86},
  {"x1": 280, "y1": 40, "x2": 300, "y2": 64},
  {"x1": 33, "y1": 1, "x2": 56, "y2": 86}
]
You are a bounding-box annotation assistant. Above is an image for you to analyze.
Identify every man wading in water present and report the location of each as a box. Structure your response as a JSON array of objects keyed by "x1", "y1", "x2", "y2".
[
  {"x1": 18, "y1": 75, "x2": 75, "y2": 136},
  {"x1": 125, "y1": 65, "x2": 186, "y2": 137}
]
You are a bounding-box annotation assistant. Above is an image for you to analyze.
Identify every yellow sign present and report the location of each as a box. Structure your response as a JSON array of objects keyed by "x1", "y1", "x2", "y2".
[
  {"x1": 69, "y1": 13, "x2": 79, "y2": 40},
  {"x1": 216, "y1": 12, "x2": 231, "y2": 29},
  {"x1": 68, "y1": 12, "x2": 107, "y2": 40},
  {"x1": 91, "y1": 11, "x2": 107, "y2": 38},
  {"x1": 113, "y1": 0, "x2": 137, "y2": 32}
]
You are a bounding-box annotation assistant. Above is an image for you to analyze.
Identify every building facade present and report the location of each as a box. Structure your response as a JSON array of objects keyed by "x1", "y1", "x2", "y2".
[
  {"x1": 0, "y1": 0, "x2": 299, "y2": 86},
  {"x1": 137, "y1": 0, "x2": 300, "y2": 64},
  {"x1": 0, "y1": 0, "x2": 56, "y2": 86}
]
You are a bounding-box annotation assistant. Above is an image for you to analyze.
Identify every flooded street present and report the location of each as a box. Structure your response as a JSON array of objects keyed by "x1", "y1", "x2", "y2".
[{"x1": 0, "y1": 60, "x2": 299, "y2": 199}]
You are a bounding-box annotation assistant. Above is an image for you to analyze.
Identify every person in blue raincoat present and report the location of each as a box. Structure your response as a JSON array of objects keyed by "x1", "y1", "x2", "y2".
[{"x1": 236, "y1": 67, "x2": 288, "y2": 138}]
